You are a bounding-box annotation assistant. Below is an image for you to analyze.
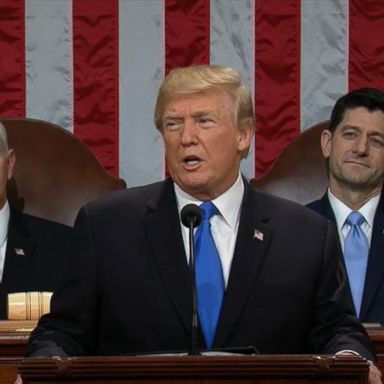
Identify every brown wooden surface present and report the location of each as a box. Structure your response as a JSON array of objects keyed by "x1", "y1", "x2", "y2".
[
  {"x1": 366, "y1": 326, "x2": 384, "y2": 374},
  {"x1": 0, "y1": 324, "x2": 30, "y2": 384},
  {"x1": 18, "y1": 355, "x2": 369, "y2": 384},
  {"x1": 1, "y1": 117, "x2": 126, "y2": 226},
  {"x1": 0, "y1": 324, "x2": 381, "y2": 384},
  {"x1": 0, "y1": 358, "x2": 22, "y2": 384},
  {"x1": 0, "y1": 321, "x2": 34, "y2": 358},
  {"x1": 250, "y1": 121, "x2": 329, "y2": 205}
]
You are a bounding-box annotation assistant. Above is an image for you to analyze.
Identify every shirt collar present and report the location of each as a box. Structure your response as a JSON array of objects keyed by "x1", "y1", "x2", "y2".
[
  {"x1": 327, "y1": 188, "x2": 380, "y2": 230},
  {"x1": 0, "y1": 201, "x2": 10, "y2": 246},
  {"x1": 174, "y1": 173, "x2": 244, "y2": 229}
]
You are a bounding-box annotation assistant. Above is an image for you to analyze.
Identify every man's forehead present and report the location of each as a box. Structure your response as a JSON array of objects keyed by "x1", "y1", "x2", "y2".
[
  {"x1": 163, "y1": 94, "x2": 230, "y2": 115},
  {"x1": 338, "y1": 107, "x2": 384, "y2": 132},
  {"x1": 163, "y1": 107, "x2": 215, "y2": 117}
]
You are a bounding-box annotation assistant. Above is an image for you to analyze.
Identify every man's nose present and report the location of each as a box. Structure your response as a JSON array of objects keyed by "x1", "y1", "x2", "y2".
[
  {"x1": 353, "y1": 135, "x2": 369, "y2": 155},
  {"x1": 181, "y1": 119, "x2": 197, "y2": 145}
]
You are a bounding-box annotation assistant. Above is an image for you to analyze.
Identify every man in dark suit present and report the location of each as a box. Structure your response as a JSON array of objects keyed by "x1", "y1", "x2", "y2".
[
  {"x1": 26, "y1": 66, "x2": 381, "y2": 383},
  {"x1": 0, "y1": 122, "x2": 72, "y2": 319},
  {"x1": 307, "y1": 88, "x2": 384, "y2": 324}
]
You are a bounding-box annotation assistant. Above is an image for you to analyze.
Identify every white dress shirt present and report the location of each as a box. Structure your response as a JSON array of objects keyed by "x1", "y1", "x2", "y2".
[
  {"x1": 0, "y1": 201, "x2": 10, "y2": 282},
  {"x1": 174, "y1": 173, "x2": 244, "y2": 287},
  {"x1": 327, "y1": 189, "x2": 380, "y2": 252}
]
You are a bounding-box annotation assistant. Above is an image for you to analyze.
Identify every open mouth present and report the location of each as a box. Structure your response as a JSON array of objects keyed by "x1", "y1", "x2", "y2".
[{"x1": 183, "y1": 156, "x2": 201, "y2": 167}]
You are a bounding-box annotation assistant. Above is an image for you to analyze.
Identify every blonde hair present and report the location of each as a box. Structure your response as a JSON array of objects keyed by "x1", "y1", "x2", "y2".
[{"x1": 154, "y1": 65, "x2": 254, "y2": 133}]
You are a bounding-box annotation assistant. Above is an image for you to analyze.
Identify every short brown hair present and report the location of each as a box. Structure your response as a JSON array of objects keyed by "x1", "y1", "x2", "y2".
[{"x1": 329, "y1": 87, "x2": 384, "y2": 133}]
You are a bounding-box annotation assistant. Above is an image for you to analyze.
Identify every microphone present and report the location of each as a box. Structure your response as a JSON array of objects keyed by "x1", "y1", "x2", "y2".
[
  {"x1": 180, "y1": 204, "x2": 201, "y2": 356},
  {"x1": 181, "y1": 203, "x2": 201, "y2": 229}
]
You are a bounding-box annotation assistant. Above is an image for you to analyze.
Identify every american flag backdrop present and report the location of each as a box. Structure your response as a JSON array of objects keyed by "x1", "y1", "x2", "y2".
[{"x1": 0, "y1": 0, "x2": 383, "y2": 187}]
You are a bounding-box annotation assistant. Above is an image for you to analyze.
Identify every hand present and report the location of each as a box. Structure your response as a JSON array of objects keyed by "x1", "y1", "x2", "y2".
[
  {"x1": 369, "y1": 361, "x2": 382, "y2": 384},
  {"x1": 336, "y1": 351, "x2": 382, "y2": 384},
  {"x1": 14, "y1": 374, "x2": 22, "y2": 384}
]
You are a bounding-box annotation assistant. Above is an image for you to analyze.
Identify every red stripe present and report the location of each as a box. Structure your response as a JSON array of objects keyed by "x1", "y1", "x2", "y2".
[
  {"x1": 0, "y1": 0, "x2": 25, "y2": 117},
  {"x1": 72, "y1": 0, "x2": 119, "y2": 176},
  {"x1": 254, "y1": 0, "x2": 300, "y2": 176},
  {"x1": 164, "y1": 0, "x2": 210, "y2": 75},
  {"x1": 349, "y1": 0, "x2": 384, "y2": 91},
  {"x1": 163, "y1": 0, "x2": 210, "y2": 177}
]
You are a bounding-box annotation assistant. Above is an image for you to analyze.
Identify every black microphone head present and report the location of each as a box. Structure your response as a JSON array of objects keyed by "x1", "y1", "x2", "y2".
[{"x1": 181, "y1": 204, "x2": 201, "y2": 228}]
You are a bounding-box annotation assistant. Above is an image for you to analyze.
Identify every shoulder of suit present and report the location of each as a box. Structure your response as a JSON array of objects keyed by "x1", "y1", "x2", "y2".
[
  {"x1": 248, "y1": 187, "x2": 329, "y2": 223},
  {"x1": 12, "y1": 209, "x2": 72, "y2": 232},
  {"x1": 8, "y1": 208, "x2": 72, "y2": 244},
  {"x1": 85, "y1": 180, "x2": 167, "y2": 211},
  {"x1": 306, "y1": 198, "x2": 323, "y2": 211}
]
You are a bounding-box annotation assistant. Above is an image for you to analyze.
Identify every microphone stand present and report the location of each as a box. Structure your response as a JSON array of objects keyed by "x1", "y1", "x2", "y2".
[
  {"x1": 180, "y1": 204, "x2": 257, "y2": 357},
  {"x1": 188, "y1": 219, "x2": 200, "y2": 355}
]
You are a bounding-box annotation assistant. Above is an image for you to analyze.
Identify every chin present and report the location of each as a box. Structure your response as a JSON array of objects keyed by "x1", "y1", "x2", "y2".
[
  {"x1": 179, "y1": 174, "x2": 207, "y2": 187},
  {"x1": 180, "y1": 180, "x2": 211, "y2": 197},
  {"x1": 344, "y1": 177, "x2": 373, "y2": 188},
  {"x1": 183, "y1": 182, "x2": 207, "y2": 193}
]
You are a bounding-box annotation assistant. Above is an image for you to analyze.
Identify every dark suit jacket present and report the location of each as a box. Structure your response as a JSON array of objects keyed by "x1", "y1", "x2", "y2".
[
  {"x1": 307, "y1": 192, "x2": 384, "y2": 323},
  {"x1": 0, "y1": 207, "x2": 72, "y2": 319},
  {"x1": 27, "y1": 179, "x2": 375, "y2": 360}
]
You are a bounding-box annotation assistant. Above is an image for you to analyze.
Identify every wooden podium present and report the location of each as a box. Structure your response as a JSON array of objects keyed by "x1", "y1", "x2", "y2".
[
  {"x1": 18, "y1": 355, "x2": 369, "y2": 384},
  {"x1": 0, "y1": 321, "x2": 33, "y2": 384},
  {"x1": 0, "y1": 320, "x2": 381, "y2": 384}
]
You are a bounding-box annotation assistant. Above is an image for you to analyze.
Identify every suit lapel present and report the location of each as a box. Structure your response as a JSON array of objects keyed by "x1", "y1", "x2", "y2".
[
  {"x1": 2, "y1": 209, "x2": 35, "y2": 293},
  {"x1": 318, "y1": 194, "x2": 337, "y2": 222},
  {"x1": 142, "y1": 180, "x2": 193, "y2": 332},
  {"x1": 316, "y1": 196, "x2": 349, "y2": 273},
  {"x1": 360, "y1": 192, "x2": 384, "y2": 319},
  {"x1": 215, "y1": 183, "x2": 272, "y2": 347}
]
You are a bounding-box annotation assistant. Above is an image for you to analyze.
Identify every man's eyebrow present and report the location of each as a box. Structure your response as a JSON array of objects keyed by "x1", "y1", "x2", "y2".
[
  {"x1": 341, "y1": 124, "x2": 384, "y2": 138},
  {"x1": 340, "y1": 124, "x2": 360, "y2": 131},
  {"x1": 190, "y1": 110, "x2": 214, "y2": 117},
  {"x1": 369, "y1": 131, "x2": 384, "y2": 139},
  {"x1": 163, "y1": 110, "x2": 217, "y2": 119},
  {"x1": 162, "y1": 113, "x2": 183, "y2": 119}
]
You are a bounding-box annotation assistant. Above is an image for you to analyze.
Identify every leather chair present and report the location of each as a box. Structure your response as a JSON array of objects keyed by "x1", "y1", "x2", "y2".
[
  {"x1": 1, "y1": 118, "x2": 126, "y2": 226},
  {"x1": 250, "y1": 121, "x2": 329, "y2": 205}
]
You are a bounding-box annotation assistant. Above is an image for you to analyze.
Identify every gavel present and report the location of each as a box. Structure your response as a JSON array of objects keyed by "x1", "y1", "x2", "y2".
[{"x1": 7, "y1": 292, "x2": 52, "y2": 320}]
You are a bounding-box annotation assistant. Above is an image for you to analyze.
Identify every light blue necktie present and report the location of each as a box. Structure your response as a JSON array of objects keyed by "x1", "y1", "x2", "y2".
[
  {"x1": 194, "y1": 201, "x2": 224, "y2": 348},
  {"x1": 344, "y1": 211, "x2": 369, "y2": 316}
]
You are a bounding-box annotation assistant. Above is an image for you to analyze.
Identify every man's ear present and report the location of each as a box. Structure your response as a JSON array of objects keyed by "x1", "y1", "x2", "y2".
[
  {"x1": 237, "y1": 118, "x2": 254, "y2": 153},
  {"x1": 321, "y1": 130, "x2": 332, "y2": 159}
]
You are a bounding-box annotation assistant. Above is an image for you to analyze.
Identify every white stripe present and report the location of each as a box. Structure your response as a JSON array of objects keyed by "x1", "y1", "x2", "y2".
[
  {"x1": 345, "y1": 0, "x2": 349, "y2": 89},
  {"x1": 210, "y1": 0, "x2": 255, "y2": 179},
  {"x1": 300, "y1": 0, "x2": 348, "y2": 131},
  {"x1": 118, "y1": 0, "x2": 164, "y2": 185},
  {"x1": 25, "y1": 0, "x2": 73, "y2": 132}
]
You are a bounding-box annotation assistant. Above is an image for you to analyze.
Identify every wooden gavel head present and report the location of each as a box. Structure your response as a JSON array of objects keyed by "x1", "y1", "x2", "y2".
[{"x1": 7, "y1": 292, "x2": 52, "y2": 320}]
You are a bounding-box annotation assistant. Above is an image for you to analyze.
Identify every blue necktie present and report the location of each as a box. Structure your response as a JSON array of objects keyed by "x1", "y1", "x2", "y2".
[
  {"x1": 344, "y1": 211, "x2": 369, "y2": 316},
  {"x1": 194, "y1": 201, "x2": 224, "y2": 348}
]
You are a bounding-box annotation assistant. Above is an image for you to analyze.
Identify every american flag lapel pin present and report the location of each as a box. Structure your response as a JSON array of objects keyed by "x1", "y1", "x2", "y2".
[
  {"x1": 253, "y1": 229, "x2": 264, "y2": 241},
  {"x1": 14, "y1": 248, "x2": 25, "y2": 256}
]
